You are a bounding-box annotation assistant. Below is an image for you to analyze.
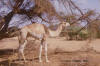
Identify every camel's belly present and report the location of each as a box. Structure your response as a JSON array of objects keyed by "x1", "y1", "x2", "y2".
[
  {"x1": 29, "y1": 32, "x2": 43, "y2": 40},
  {"x1": 49, "y1": 31, "x2": 60, "y2": 37}
]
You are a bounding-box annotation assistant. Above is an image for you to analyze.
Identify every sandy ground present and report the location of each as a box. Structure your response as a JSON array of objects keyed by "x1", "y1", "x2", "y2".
[{"x1": 0, "y1": 37, "x2": 100, "y2": 66}]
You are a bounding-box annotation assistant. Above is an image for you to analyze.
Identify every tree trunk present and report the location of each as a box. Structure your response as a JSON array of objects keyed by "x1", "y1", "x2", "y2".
[{"x1": 0, "y1": 11, "x2": 14, "y2": 39}]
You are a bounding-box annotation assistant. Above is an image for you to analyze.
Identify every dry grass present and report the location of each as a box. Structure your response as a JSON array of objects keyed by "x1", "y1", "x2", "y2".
[{"x1": 0, "y1": 37, "x2": 100, "y2": 66}]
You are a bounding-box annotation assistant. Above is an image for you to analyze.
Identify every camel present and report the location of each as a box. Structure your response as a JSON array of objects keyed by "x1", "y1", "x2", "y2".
[{"x1": 18, "y1": 21, "x2": 70, "y2": 62}]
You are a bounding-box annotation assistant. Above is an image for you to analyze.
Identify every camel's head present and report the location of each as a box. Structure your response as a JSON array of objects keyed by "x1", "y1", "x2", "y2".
[{"x1": 60, "y1": 22, "x2": 70, "y2": 27}]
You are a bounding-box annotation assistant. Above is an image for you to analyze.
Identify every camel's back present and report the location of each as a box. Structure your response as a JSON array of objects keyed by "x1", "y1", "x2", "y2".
[{"x1": 22, "y1": 23, "x2": 46, "y2": 34}]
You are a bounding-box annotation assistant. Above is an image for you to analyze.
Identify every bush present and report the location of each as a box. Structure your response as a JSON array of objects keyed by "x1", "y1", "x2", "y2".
[
  {"x1": 61, "y1": 26, "x2": 89, "y2": 40},
  {"x1": 79, "y1": 30, "x2": 89, "y2": 40},
  {"x1": 7, "y1": 27, "x2": 20, "y2": 37}
]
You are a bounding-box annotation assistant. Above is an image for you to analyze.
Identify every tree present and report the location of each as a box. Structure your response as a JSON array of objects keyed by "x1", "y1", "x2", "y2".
[
  {"x1": 0, "y1": 0, "x2": 61, "y2": 39},
  {"x1": 0, "y1": 0, "x2": 99, "y2": 40}
]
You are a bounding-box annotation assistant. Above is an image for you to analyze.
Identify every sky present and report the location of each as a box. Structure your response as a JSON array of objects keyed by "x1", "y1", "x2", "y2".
[
  {"x1": 73, "y1": 0, "x2": 100, "y2": 26},
  {"x1": 73, "y1": 0, "x2": 100, "y2": 12},
  {"x1": 50, "y1": 0, "x2": 100, "y2": 16}
]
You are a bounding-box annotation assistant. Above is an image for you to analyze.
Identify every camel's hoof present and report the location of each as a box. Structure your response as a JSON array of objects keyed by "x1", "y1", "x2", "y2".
[
  {"x1": 24, "y1": 61, "x2": 27, "y2": 63},
  {"x1": 23, "y1": 60, "x2": 28, "y2": 63},
  {"x1": 46, "y1": 60, "x2": 50, "y2": 62},
  {"x1": 39, "y1": 60, "x2": 42, "y2": 62}
]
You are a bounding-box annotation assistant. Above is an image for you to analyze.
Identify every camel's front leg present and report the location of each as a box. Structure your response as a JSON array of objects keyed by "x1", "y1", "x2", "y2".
[
  {"x1": 18, "y1": 40, "x2": 27, "y2": 62},
  {"x1": 39, "y1": 44, "x2": 43, "y2": 62},
  {"x1": 44, "y1": 42, "x2": 49, "y2": 62}
]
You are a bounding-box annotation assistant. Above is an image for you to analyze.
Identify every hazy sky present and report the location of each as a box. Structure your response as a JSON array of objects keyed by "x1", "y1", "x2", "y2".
[
  {"x1": 50, "y1": 0, "x2": 100, "y2": 16},
  {"x1": 74, "y1": 0, "x2": 100, "y2": 12}
]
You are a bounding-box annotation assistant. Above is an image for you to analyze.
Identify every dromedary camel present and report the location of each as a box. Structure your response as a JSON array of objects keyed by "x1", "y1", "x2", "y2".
[{"x1": 18, "y1": 22, "x2": 70, "y2": 62}]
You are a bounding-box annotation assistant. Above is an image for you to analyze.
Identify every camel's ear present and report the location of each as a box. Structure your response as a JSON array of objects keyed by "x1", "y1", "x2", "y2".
[{"x1": 66, "y1": 22, "x2": 70, "y2": 26}]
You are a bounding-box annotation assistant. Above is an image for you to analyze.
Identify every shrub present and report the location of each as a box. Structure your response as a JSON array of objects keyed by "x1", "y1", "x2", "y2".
[{"x1": 7, "y1": 27, "x2": 20, "y2": 37}]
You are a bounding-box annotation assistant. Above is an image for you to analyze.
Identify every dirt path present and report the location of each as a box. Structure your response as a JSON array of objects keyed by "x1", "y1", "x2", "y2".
[
  {"x1": 0, "y1": 37, "x2": 100, "y2": 66},
  {"x1": 0, "y1": 52, "x2": 100, "y2": 66}
]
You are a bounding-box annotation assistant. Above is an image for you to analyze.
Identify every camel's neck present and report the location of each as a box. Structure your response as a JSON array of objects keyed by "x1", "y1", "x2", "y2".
[{"x1": 48, "y1": 24, "x2": 63, "y2": 37}]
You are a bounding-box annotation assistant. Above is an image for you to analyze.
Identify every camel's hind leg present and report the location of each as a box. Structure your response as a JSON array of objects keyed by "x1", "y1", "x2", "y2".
[{"x1": 18, "y1": 40, "x2": 27, "y2": 62}]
